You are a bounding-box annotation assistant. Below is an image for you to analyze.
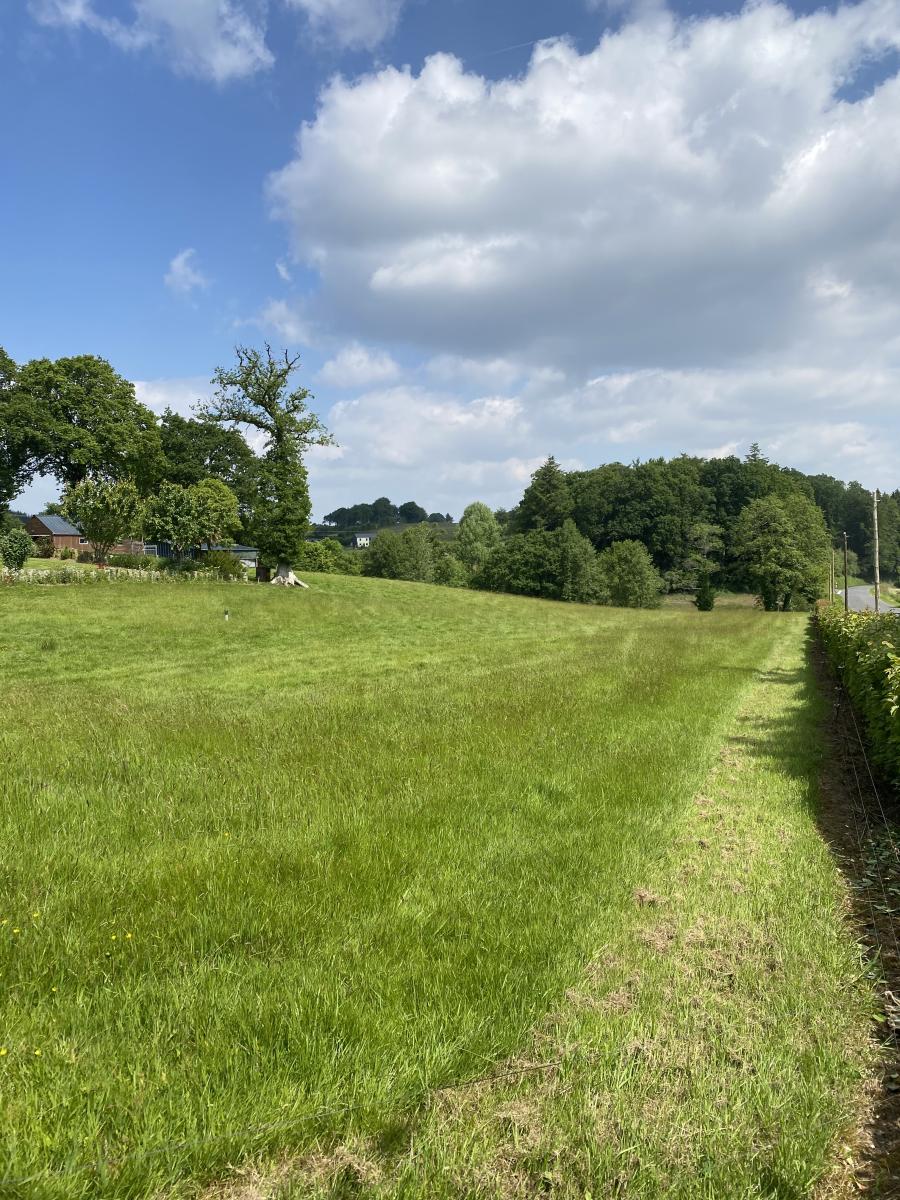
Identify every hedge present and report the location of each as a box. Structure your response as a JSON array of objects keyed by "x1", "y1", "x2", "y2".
[{"x1": 816, "y1": 605, "x2": 900, "y2": 788}]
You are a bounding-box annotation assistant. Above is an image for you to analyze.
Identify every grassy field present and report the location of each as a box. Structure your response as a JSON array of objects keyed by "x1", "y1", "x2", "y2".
[{"x1": 0, "y1": 577, "x2": 874, "y2": 1198}]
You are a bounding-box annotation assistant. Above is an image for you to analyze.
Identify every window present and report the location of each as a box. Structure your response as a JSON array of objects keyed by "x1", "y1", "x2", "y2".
[{"x1": 79, "y1": 537, "x2": 88, "y2": 545}]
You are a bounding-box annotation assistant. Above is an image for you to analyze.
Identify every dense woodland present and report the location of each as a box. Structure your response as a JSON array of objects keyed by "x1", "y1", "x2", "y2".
[{"x1": 1, "y1": 344, "x2": 894, "y2": 608}]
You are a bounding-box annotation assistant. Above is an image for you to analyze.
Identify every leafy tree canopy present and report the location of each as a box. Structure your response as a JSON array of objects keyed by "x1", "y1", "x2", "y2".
[
  {"x1": 200, "y1": 346, "x2": 332, "y2": 572},
  {"x1": 62, "y1": 478, "x2": 142, "y2": 566}
]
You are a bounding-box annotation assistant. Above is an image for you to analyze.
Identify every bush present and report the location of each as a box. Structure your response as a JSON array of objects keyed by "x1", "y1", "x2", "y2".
[
  {"x1": 161, "y1": 557, "x2": 202, "y2": 574},
  {"x1": 200, "y1": 550, "x2": 245, "y2": 579},
  {"x1": 33, "y1": 538, "x2": 55, "y2": 559},
  {"x1": 694, "y1": 570, "x2": 716, "y2": 611},
  {"x1": 0, "y1": 527, "x2": 34, "y2": 572},
  {"x1": 817, "y1": 607, "x2": 900, "y2": 788},
  {"x1": 596, "y1": 541, "x2": 664, "y2": 609},
  {"x1": 58, "y1": 547, "x2": 77, "y2": 561},
  {"x1": 77, "y1": 550, "x2": 94, "y2": 563},
  {"x1": 108, "y1": 552, "x2": 161, "y2": 570}
]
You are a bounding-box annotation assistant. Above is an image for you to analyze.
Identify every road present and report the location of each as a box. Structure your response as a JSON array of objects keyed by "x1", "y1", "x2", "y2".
[{"x1": 834, "y1": 584, "x2": 900, "y2": 613}]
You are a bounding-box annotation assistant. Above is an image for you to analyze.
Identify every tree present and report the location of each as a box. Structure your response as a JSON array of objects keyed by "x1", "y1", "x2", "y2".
[
  {"x1": 0, "y1": 346, "x2": 39, "y2": 512},
  {"x1": 733, "y1": 493, "x2": 829, "y2": 610},
  {"x1": 200, "y1": 346, "x2": 332, "y2": 576},
  {"x1": 191, "y1": 478, "x2": 240, "y2": 549},
  {"x1": 514, "y1": 456, "x2": 573, "y2": 532},
  {"x1": 596, "y1": 541, "x2": 663, "y2": 608},
  {"x1": 144, "y1": 483, "x2": 199, "y2": 558},
  {"x1": 159, "y1": 409, "x2": 256, "y2": 501},
  {"x1": 398, "y1": 501, "x2": 428, "y2": 524},
  {"x1": 0, "y1": 527, "x2": 33, "y2": 572},
  {"x1": 456, "y1": 502, "x2": 502, "y2": 571},
  {"x1": 557, "y1": 519, "x2": 600, "y2": 602},
  {"x1": 15, "y1": 355, "x2": 162, "y2": 492},
  {"x1": 694, "y1": 569, "x2": 716, "y2": 611},
  {"x1": 363, "y1": 530, "x2": 404, "y2": 579},
  {"x1": 62, "y1": 479, "x2": 142, "y2": 566},
  {"x1": 427, "y1": 512, "x2": 448, "y2": 523},
  {"x1": 371, "y1": 497, "x2": 399, "y2": 527}
]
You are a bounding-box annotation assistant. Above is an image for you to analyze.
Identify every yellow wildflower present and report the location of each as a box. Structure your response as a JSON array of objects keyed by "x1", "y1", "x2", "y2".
[
  {"x1": 33, "y1": 1049, "x2": 41, "y2": 1057},
  {"x1": 0, "y1": 1048, "x2": 7, "y2": 1057}
]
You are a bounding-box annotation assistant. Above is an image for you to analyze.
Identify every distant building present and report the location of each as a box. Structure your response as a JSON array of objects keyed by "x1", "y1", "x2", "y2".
[
  {"x1": 26, "y1": 513, "x2": 143, "y2": 556},
  {"x1": 350, "y1": 532, "x2": 376, "y2": 549}
]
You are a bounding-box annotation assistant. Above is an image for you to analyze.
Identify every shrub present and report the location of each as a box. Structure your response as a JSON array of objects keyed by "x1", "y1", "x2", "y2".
[
  {"x1": 0, "y1": 527, "x2": 34, "y2": 572},
  {"x1": 695, "y1": 570, "x2": 716, "y2": 611},
  {"x1": 33, "y1": 538, "x2": 55, "y2": 559},
  {"x1": 817, "y1": 607, "x2": 900, "y2": 787},
  {"x1": 58, "y1": 547, "x2": 76, "y2": 561},
  {"x1": 77, "y1": 550, "x2": 94, "y2": 563},
  {"x1": 161, "y1": 558, "x2": 202, "y2": 574},
  {"x1": 596, "y1": 541, "x2": 664, "y2": 609},
  {"x1": 201, "y1": 550, "x2": 245, "y2": 579},
  {"x1": 108, "y1": 553, "x2": 163, "y2": 570}
]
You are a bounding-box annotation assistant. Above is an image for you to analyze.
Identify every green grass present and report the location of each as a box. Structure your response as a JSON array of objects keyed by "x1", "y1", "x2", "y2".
[
  {"x1": 24, "y1": 557, "x2": 96, "y2": 570},
  {"x1": 0, "y1": 577, "x2": 873, "y2": 1198}
]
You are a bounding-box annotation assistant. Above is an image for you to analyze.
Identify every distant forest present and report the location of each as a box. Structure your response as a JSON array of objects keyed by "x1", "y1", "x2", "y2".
[
  {"x1": 322, "y1": 500, "x2": 453, "y2": 528},
  {"x1": 510, "y1": 445, "x2": 896, "y2": 586}
]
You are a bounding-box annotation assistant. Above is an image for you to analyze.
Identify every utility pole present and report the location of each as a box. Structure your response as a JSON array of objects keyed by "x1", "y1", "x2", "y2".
[
  {"x1": 843, "y1": 531, "x2": 849, "y2": 613},
  {"x1": 873, "y1": 488, "x2": 881, "y2": 615}
]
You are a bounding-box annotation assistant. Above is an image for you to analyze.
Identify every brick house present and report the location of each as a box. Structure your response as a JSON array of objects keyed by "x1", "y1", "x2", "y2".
[{"x1": 25, "y1": 514, "x2": 144, "y2": 557}]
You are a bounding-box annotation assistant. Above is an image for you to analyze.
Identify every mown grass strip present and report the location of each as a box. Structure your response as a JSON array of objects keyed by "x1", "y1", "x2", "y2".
[{"x1": 219, "y1": 621, "x2": 876, "y2": 1200}]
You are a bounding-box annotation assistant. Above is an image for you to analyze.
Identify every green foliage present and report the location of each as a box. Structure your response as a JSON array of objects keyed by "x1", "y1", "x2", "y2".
[
  {"x1": 595, "y1": 540, "x2": 663, "y2": 608},
  {"x1": 455, "y1": 501, "x2": 502, "y2": 571},
  {"x1": 62, "y1": 478, "x2": 142, "y2": 566},
  {"x1": 363, "y1": 524, "x2": 458, "y2": 585},
  {"x1": 32, "y1": 537, "x2": 56, "y2": 559},
  {"x1": 513, "y1": 455, "x2": 573, "y2": 532},
  {"x1": 0, "y1": 346, "x2": 36, "y2": 509},
  {"x1": 201, "y1": 550, "x2": 245, "y2": 579},
  {"x1": 294, "y1": 538, "x2": 362, "y2": 575},
  {"x1": 0, "y1": 526, "x2": 33, "y2": 572},
  {"x1": 108, "y1": 553, "x2": 164, "y2": 570},
  {"x1": 734, "y1": 493, "x2": 829, "y2": 610},
  {"x1": 58, "y1": 546, "x2": 76, "y2": 561},
  {"x1": 694, "y1": 569, "x2": 716, "y2": 611},
  {"x1": 158, "y1": 409, "x2": 256, "y2": 500},
  {"x1": 433, "y1": 551, "x2": 469, "y2": 588},
  {"x1": 398, "y1": 500, "x2": 428, "y2": 524},
  {"x1": 191, "y1": 478, "x2": 240, "y2": 549},
  {"x1": 473, "y1": 522, "x2": 599, "y2": 603},
  {"x1": 817, "y1": 607, "x2": 900, "y2": 786},
  {"x1": 145, "y1": 482, "x2": 201, "y2": 557},
  {"x1": 14, "y1": 354, "x2": 162, "y2": 492},
  {"x1": 201, "y1": 346, "x2": 332, "y2": 570}
]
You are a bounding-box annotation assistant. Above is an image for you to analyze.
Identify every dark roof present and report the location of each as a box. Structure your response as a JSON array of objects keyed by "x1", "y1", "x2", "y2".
[{"x1": 34, "y1": 513, "x2": 81, "y2": 536}]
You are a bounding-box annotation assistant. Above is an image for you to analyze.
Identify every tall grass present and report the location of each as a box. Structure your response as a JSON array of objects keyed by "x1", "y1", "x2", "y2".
[{"x1": 0, "y1": 578, "x2": 860, "y2": 1196}]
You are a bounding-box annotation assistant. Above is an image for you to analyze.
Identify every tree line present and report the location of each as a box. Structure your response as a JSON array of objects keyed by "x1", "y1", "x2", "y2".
[
  {"x1": 361, "y1": 448, "x2": 891, "y2": 610},
  {"x1": 0, "y1": 344, "x2": 330, "y2": 572},
  {"x1": 322, "y1": 500, "x2": 452, "y2": 528}
]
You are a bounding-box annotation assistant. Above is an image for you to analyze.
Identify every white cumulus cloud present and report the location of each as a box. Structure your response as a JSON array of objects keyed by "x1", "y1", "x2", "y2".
[
  {"x1": 268, "y1": 1, "x2": 900, "y2": 375},
  {"x1": 29, "y1": 0, "x2": 405, "y2": 79},
  {"x1": 164, "y1": 248, "x2": 210, "y2": 295},
  {"x1": 318, "y1": 342, "x2": 400, "y2": 387}
]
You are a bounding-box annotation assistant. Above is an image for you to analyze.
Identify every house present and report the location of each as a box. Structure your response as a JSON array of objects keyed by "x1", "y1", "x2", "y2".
[
  {"x1": 350, "y1": 532, "x2": 376, "y2": 549},
  {"x1": 25, "y1": 514, "x2": 144, "y2": 557}
]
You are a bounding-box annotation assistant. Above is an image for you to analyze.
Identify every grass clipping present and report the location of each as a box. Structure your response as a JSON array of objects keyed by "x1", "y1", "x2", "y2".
[{"x1": 203, "y1": 625, "x2": 876, "y2": 1200}]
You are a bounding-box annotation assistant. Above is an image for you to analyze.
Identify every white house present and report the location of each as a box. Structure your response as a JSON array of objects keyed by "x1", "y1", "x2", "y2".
[{"x1": 351, "y1": 532, "x2": 374, "y2": 549}]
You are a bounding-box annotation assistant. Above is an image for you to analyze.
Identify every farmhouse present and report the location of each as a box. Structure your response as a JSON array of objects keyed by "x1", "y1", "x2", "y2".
[
  {"x1": 350, "y1": 532, "x2": 375, "y2": 549},
  {"x1": 25, "y1": 513, "x2": 144, "y2": 556}
]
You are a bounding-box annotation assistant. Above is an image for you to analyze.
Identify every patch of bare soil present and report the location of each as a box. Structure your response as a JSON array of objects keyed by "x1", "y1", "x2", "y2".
[{"x1": 813, "y1": 643, "x2": 900, "y2": 1198}]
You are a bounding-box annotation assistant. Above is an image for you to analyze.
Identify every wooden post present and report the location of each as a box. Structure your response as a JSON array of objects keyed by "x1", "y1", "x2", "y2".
[
  {"x1": 873, "y1": 488, "x2": 881, "y2": 615},
  {"x1": 843, "y1": 531, "x2": 849, "y2": 613},
  {"x1": 831, "y1": 546, "x2": 835, "y2": 603}
]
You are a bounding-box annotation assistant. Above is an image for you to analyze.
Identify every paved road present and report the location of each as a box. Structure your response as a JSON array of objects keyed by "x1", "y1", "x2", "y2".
[{"x1": 835, "y1": 584, "x2": 900, "y2": 613}]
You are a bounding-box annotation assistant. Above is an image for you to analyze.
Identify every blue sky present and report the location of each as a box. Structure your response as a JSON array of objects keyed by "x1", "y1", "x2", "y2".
[{"x1": 4, "y1": 0, "x2": 900, "y2": 518}]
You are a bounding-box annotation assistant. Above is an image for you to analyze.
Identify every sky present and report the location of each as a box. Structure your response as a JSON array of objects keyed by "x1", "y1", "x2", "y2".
[{"x1": 3, "y1": 0, "x2": 900, "y2": 520}]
